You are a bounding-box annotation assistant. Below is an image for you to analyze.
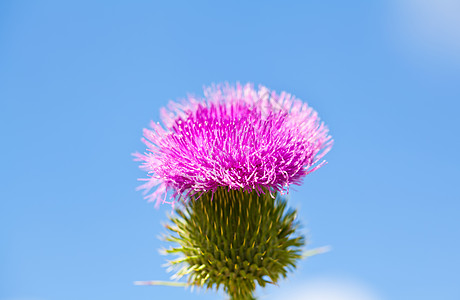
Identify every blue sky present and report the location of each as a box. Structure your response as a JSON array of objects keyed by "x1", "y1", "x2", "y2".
[{"x1": 1, "y1": 1, "x2": 459, "y2": 300}]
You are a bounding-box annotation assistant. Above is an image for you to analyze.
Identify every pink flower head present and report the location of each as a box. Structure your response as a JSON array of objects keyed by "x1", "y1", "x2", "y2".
[{"x1": 134, "y1": 83, "x2": 332, "y2": 206}]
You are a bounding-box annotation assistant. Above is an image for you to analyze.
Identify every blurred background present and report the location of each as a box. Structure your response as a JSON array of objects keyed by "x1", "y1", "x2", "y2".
[{"x1": 1, "y1": 1, "x2": 459, "y2": 299}]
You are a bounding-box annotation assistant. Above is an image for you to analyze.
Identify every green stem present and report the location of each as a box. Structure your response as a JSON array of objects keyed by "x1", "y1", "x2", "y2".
[{"x1": 229, "y1": 292, "x2": 256, "y2": 300}]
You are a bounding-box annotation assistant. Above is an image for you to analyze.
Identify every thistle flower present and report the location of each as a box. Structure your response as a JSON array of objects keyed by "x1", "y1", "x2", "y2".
[
  {"x1": 134, "y1": 83, "x2": 332, "y2": 300},
  {"x1": 135, "y1": 83, "x2": 332, "y2": 206}
]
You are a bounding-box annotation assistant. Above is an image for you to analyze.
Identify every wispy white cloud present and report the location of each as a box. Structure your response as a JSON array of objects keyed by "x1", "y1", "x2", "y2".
[
  {"x1": 389, "y1": 0, "x2": 460, "y2": 64},
  {"x1": 268, "y1": 277, "x2": 382, "y2": 300}
]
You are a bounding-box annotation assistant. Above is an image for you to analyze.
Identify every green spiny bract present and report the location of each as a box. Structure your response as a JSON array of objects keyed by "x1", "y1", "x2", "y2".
[{"x1": 164, "y1": 188, "x2": 305, "y2": 300}]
